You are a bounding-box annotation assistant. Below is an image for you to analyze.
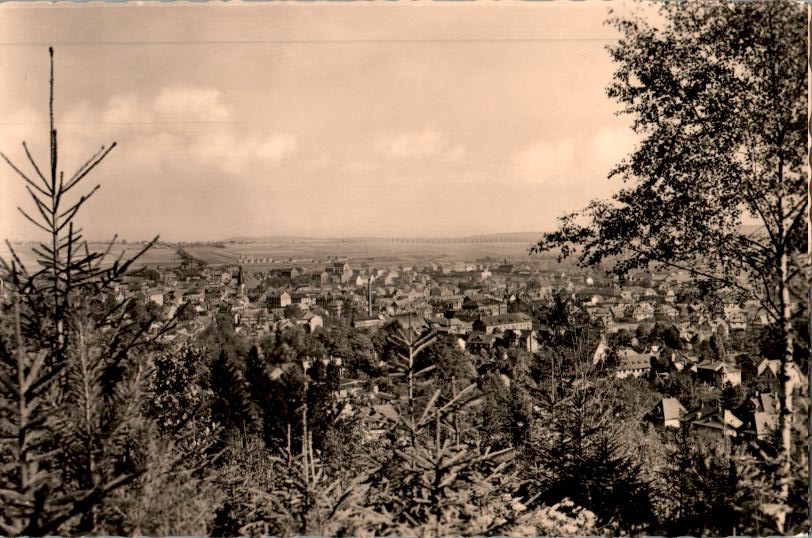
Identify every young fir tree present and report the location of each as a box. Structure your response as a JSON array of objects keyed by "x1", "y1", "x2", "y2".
[
  {"x1": 0, "y1": 48, "x2": 180, "y2": 535},
  {"x1": 356, "y1": 323, "x2": 532, "y2": 536}
]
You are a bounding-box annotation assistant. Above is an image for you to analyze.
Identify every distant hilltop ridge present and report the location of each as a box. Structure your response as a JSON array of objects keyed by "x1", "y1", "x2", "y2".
[
  {"x1": 3, "y1": 233, "x2": 544, "y2": 248},
  {"x1": 225, "y1": 232, "x2": 545, "y2": 244},
  {"x1": 223, "y1": 225, "x2": 764, "y2": 244},
  {"x1": 7, "y1": 225, "x2": 764, "y2": 245}
]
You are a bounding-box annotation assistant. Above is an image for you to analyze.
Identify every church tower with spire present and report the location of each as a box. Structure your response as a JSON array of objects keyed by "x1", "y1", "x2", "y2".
[{"x1": 237, "y1": 265, "x2": 245, "y2": 297}]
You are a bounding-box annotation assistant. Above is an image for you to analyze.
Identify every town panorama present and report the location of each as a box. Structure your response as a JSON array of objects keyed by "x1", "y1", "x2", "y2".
[{"x1": 0, "y1": 2, "x2": 807, "y2": 536}]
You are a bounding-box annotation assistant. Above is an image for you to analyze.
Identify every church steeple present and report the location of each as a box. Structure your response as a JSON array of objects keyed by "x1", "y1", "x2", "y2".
[{"x1": 237, "y1": 265, "x2": 245, "y2": 297}]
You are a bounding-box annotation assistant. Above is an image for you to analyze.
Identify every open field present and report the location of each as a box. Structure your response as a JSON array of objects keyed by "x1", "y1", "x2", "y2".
[
  {"x1": 2, "y1": 235, "x2": 562, "y2": 272},
  {"x1": 0, "y1": 242, "x2": 182, "y2": 271},
  {"x1": 184, "y1": 237, "x2": 548, "y2": 268}
]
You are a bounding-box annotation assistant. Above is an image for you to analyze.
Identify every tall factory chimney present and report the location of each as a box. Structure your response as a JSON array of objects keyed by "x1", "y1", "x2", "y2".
[{"x1": 367, "y1": 275, "x2": 373, "y2": 317}]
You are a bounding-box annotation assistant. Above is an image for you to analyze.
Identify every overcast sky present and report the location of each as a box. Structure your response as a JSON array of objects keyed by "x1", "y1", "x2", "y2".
[{"x1": 0, "y1": 2, "x2": 640, "y2": 242}]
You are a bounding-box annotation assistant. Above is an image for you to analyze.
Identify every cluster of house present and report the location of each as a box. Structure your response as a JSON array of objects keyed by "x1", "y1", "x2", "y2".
[
  {"x1": 594, "y1": 344, "x2": 749, "y2": 384},
  {"x1": 105, "y1": 259, "x2": 782, "y2": 357},
  {"x1": 108, "y1": 258, "x2": 550, "y2": 343},
  {"x1": 636, "y1": 355, "x2": 804, "y2": 443},
  {"x1": 21, "y1": 250, "x2": 799, "y2": 449},
  {"x1": 644, "y1": 386, "x2": 792, "y2": 442},
  {"x1": 595, "y1": 330, "x2": 805, "y2": 444},
  {"x1": 107, "y1": 257, "x2": 801, "y2": 390},
  {"x1": 574, "y1": 277, "x2": 762, "y2": 334}
]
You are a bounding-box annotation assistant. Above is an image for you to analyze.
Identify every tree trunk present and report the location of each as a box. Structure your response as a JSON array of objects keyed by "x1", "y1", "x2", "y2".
[
  {"x1": 776, "y1": 251, "x2": 793, "y2": 499},
  {"x1": 302, "y1": 362, "x2": 309, "y2": 486}
]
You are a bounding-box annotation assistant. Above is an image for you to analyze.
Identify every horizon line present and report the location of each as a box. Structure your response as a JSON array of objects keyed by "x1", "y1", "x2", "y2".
[{"x1": 5, "y1": 231, "x2": 548, "y2": 244}]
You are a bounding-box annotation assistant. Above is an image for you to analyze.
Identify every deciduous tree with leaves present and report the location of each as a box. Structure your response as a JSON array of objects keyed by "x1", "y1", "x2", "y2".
[{"x1": 532, "y1": 2, "x2": 807, "y2": 520}]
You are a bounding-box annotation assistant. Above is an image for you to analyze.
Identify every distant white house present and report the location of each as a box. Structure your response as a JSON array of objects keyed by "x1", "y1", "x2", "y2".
[
  {"x1": 267, "y1": 291, "x2": 292, "y2": 308},
  {"x1": 147, "y1": 288, "x2": 164, "y2": 306},
  {"x1": 632, "y1": 302, "x2": 655, "y2": 321},
  {"x1": 592, "y1": 337, "x2": 609, "y2": 365},
  {"x1": 296, "y1": 312, "x2": 323, "y2": 333}
]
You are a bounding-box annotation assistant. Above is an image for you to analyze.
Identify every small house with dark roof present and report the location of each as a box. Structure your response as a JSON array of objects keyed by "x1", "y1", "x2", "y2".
[
  {"x1": 644, "y1": 398, "x2": 686, "y2": 429},
  {"x1": 499, "y1": 329, "x2": 539, "y2": 353},
  {"x1": 267, "y1": 291, "x2": 292, "y2": 309},
  {"x1": 433, "y1": 317, "x2": 473, "y2": 336},
  {"x1": 146, "y1": 288, "x2": 164, "y2": 306},
  {"x1": 296, "y1": 312, "x2": 323, "y2": 333},
  {"x1": 466, "y1": 332, "x2": 497, "y2": 354},
  {"x1": 696, "y1": 361, "x2": 742, "y2": 387},
  {"x1": 290, "y1": 292, "x2": 315, "y2": 309},
  {"x1": 683, "y1": 406, "x2": 744, "y2": 438},
  {"x1": 474, "y1": 312, "x2": 532, "y2": 334},
  {"x1": 614, "y1": 348, "x2": 654, "y2": 379},
  {"x1": 352, "y1": 314, "x2": 385, "y2": 330},
  {"x1": 741, "y1": 412, "x2": 777, "y2": 440},
  {"x1": 754, "y1": 359, "x2": 804, "y2": 394}
]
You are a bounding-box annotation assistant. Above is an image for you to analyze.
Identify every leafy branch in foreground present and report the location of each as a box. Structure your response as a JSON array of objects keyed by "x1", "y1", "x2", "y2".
[{"x1": 531, "y1": 3, "x2": 806, "y2": 523}]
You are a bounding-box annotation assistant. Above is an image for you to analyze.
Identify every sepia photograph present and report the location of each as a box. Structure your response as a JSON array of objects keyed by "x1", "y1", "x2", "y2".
[{"x1": 0, "y1": 1, "x2": 808, "y2": 536}]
